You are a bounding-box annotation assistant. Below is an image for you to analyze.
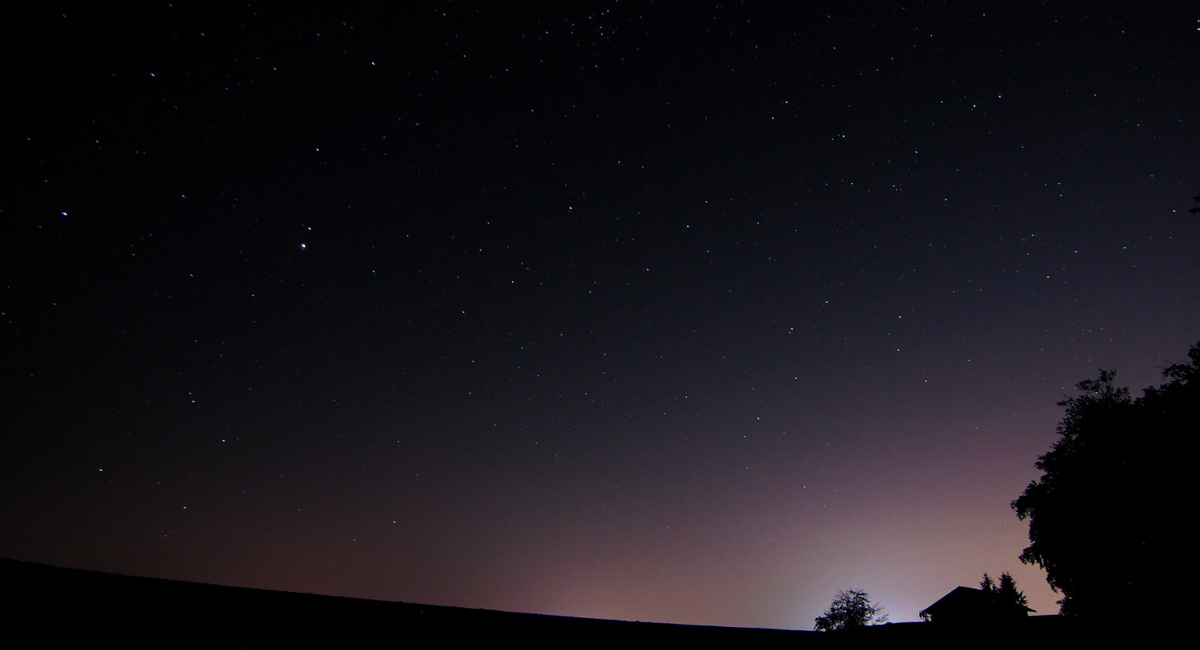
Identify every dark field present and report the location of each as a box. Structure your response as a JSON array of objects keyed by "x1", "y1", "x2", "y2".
[{"x1": 4, "y1": 559, "x2": 1117, "y2": 648}]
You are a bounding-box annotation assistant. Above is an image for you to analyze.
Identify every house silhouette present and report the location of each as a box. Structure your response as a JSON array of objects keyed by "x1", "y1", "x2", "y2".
[{"x1": 920, "y1": 586, "x2": 1035, "y2": 625}]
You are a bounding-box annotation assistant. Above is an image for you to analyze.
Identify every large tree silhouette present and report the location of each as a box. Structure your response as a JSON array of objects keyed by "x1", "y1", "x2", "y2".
[{"x1": 1012, "y1": 342, "x2": 1197, "y2": 619}]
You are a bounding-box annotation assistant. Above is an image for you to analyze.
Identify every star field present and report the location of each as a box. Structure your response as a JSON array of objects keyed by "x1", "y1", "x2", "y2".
[{"x1": 2, "y1": 2, "x2": 1197, "y2": 627}]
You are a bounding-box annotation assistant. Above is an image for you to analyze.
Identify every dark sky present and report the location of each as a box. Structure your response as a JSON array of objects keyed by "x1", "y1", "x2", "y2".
[{"x1": 3, "y1": 1, "x2": 1197, "y2": 627}]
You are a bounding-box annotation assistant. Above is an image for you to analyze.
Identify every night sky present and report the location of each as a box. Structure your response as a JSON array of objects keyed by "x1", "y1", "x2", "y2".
[{"x1": 3, "y1": 2, "x2": 1197, "y2": 628}]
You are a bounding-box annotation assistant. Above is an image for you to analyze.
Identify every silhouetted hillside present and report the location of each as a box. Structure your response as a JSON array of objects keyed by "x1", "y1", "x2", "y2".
[
  {"x1": 1, "y1": 559, "x2": 808, "y2": 647},
  {"x1": 1, "y1": 559, "x2": 1126, "y2": 647}
]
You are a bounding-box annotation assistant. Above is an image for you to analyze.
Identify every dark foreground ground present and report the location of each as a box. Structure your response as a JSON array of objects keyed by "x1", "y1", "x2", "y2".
[{"x1": 2, "y1": 558, "x2": 1126, "y2": 648}]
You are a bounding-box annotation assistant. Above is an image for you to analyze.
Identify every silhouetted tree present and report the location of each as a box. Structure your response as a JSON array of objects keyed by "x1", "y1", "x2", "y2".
[
  {"x1": 997, "y1": 572, "x2": 1028, "y2": 611},
  {"x1": 976, "y1": 571, "x2": 1031, "y2": 619},
  {"x1": 1012, "y1": 342, "x2": 1197, "y2": 620},
  {"x1": 814, "y1": 589, "x2": 888, "y2": 631},
  {"x1": 979, "y1": 573, "x2": 996, "y2": 593}
]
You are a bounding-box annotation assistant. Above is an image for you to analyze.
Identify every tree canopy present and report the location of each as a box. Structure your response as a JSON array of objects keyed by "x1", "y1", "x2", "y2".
[
  {"x1": 814, "y1": 589, "x2": 888, "y2": 631},
  {"x1": 1011, "y1": 341, "x2": 1197, "y2": 619}
]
